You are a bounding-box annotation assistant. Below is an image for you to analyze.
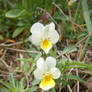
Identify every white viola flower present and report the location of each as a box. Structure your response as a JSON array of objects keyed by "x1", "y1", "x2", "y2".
[
  {"x1": 29, "y1": 22, "x2": 59, "y2": 53},
  {"x1": 34, "y1": 57, "x2": 61, "y2": 90}
]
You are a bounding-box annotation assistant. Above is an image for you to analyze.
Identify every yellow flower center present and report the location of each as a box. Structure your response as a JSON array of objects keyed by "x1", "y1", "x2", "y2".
[
  {"x1": 40, "y1": 74, "x2": 55, "y2": 90},
  {"x1": 41, "y1": 39, "x2": 52, "y2": 50}
]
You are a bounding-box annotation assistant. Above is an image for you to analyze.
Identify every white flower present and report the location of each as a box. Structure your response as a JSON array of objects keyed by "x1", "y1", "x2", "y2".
[
  {"x1": 29, "y1": 22, "x2": 59, "y2": 53},
  {"x1": 34, "y1": 57, "x2": 61, "y2": 90}
]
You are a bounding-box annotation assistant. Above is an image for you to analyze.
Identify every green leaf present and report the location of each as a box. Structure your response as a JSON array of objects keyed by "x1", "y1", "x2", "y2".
[
  {"x1": 0, "y1": 80, "x2": 11, "y2": 88},
  {"x1": 12, "y1": 27, "x2": 24, "y2": 38},
  {"x1": 9, "y1": 88, "x2": 24, "y2": 92},
  {"x1": 61, "y1": 46, "x2": 77, "y2": 55},
  {"x1": 48, "y1": 88, "x2": 56, "y2": 92},
  {"x1": 32, "y1": 79, "x2": 40, "y2": 86},
  {"x1": 66, "y1": 61, "x2": 92, "y2": 69},
  {"x1": 61, "y1": 80, "x2": 71, "y2": 85},
  {"x1": 50, "y1": 49, "x2": 56, "y2": 58},
  {"x1": 59, "y1": 58, "x2": 68, "y2": 65},
  {"x1": 16, "y1": 58, "x2": 32, "y2": 62},
  {"x1": 81, "y1": 36, "x2": 90, "y2": 56},
  {"x1": 77, "y1": 32, "x2": 87, "y2": 39},
  {"x1": 9, "y1": 73, "x2": 15, "y2": 88},
  {"x1": 6, "y1": 9, "x2": 26, "y2": 18},
  {"x1": 19, "y1": 78, "x2": 25, "y2": 88},
  {"x1": 0, "y1": 87, "x2": 8, "y2": 92},
  {"x1": 65, "y1": 74, "x2": 85, "y2": 83},
  {"x1": 29, "y1": 86, "x2": 37, "y2": 92},
  {"x1": 34, "y1": 53, "x2": 42, "y2": 62},
  {"x1": 82, "y1": 0, "x2": 92, "y2": 35}
]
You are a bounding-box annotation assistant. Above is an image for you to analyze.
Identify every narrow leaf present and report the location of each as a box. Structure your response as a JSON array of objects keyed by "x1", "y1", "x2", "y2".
[
  {"x1": 66, "y1": 74, "x2": 85, "y2": 83},
  {"x1": 61, "y1": 46, "x2": 77, "y2": 55},
  {"x1": 6, "y1": 9, "x2": 26, "y2": 18},
  {"x1": 9, "y1": 73, "x2": 15, "y2": 88},
  {"x1": 0, "y1": 80, "x2": 11, "y2": 88},
  {"x1": 82, "y1": 0, "x2": 92, "y2": 35},
  {"x1": 12, "y1": 27, "x2": 24, "y2": 38}
]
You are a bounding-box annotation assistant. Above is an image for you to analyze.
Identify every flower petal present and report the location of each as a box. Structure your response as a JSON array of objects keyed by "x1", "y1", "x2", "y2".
[
  {"x1": 44, "y1": 22, "x2": 59, "y2": 44},
  {"x1": 39, "y1": 76, "x2": 55, "y2": 90},
  {"x1": 31, "y1": 30, "x2": 44, "y2": 45},
  {"x1": 30, "y1": 22, "x2": 44, "y2": 33},
  {"x1": 37, "y1": 57, "x2": 47, "y2": 70},
  {"x1": 50, "y1": 67, "x2": 61, "y2": 79},
  {"x1": 42, "y1": 24, "x2": 50, "y2": 39},
  {"x1": 49, "y1": 22, "x2": 55, "y2": 31},
  {"x1": 34, "y1": 68, "x2": 44, "y2": 80},
  {"x1": 46, "y1": 57, "x2": 56, "y2": 68},
  {"x1": 49, "y1": 29, "x2": 59, "y2": 44},
  {"x1": 41, "y1": 23, "x2": 55, "y2": 39}
]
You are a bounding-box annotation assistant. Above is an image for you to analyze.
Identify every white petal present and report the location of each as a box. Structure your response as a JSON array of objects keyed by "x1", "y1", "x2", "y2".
[
  {"x1": 31, "y1": 31, "x2": 43, "y2": 45},
  {"x1": 34, "y1": 68, "x2": 44, "y2": 80},
  {"x1": 43, "y1": 22, "x2": 59, "y2": 44},
  {"x1": 49, "y1": 30, "x2": 59, "y2": 44},
  {"x1": 50, "y1": 67, "x2": 61, "y2": 79},
  {"x1": 41, "y1": 23, "x2": 59, "y2": 44},
  {"x1": 30, "y1": 22, "x2": 44, "y2": 33},
  {"x1": 42, "y1": 24, "x2": 49, "y2": 39},
  {"x1": 46, "y1": 57, "x2": 56, "y2": 68},
  {"x1": 37, "y1": 57, "x2": 44, "y2": 68},
  {"x1": 49, "y1": 22, "x2": 55, "y2": 31},
  {"x1": 37, "y1": 57, "x2": 47, "y2": 70}
]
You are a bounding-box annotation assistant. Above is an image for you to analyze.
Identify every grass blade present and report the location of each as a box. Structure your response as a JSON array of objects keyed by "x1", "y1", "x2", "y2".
[
  {"x1": 82, "y1": 0, "x2": 92, "y2": 35},
  {"x1": 9, "y1": 73, "x2": 15, "y2": 88},
  {"x1": 65, "y1": 74, "x2": 85, "y2": 83}
]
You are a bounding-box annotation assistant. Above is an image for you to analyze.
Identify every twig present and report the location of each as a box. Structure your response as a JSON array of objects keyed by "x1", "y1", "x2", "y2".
[
  {"x1": 56, "y1": 35, "x2": 88, "y2": 58},
  {"x1": 0, "y1": 58, "x2": 11, "y2": 69},
  {"x1": 67, "y1": 57, "x2": 74, "y2": 92},
  {"x1": 25, "y1": 73, "x2": 29, "y2": 88},
  {"x1": 75, "y1": 35, "x2": 88, "y2": 46},
  {"x1": 0, "y1": 39, "x2": 28, "y2": 47},
  {"x1": 0, "y1": 74, "x2": 21, "y2": 78},
  {"x1": 52, "y1": 2, "x2": 68, "y2": 18},
  {"x1": 1, "y1": 49, "x2": 7, "y2": 59},
  {"x1": 76, "y1": 68, "x2": 79, "y2": 92},
  {"x1": 67, "y1": 85, "x2": 73, "y2": 92},
  {"x1": 0, "y1": 49, "x2": 11, "y2": 70},
  {"x1": 7, "y1": 48, "x2": 41, "y2": 54}
]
